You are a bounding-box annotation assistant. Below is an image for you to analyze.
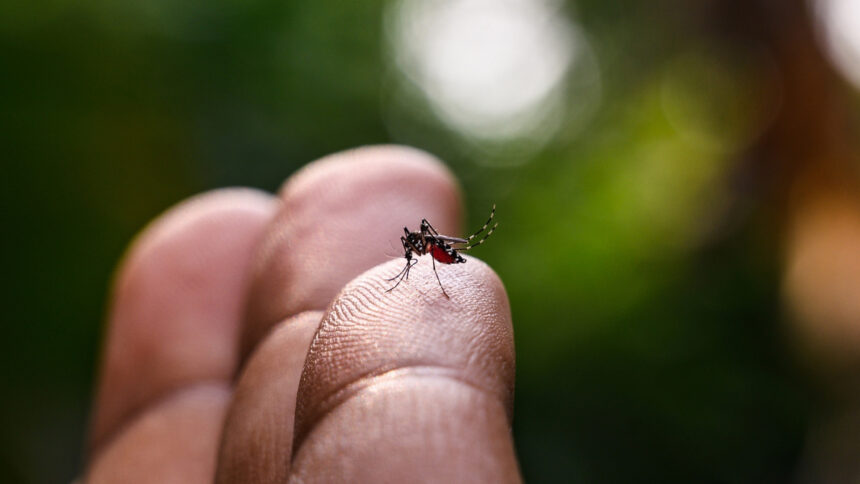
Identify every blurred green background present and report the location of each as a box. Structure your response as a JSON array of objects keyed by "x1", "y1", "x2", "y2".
[{"x1": 7, "y1": 0, "x2": 850, "y2": 482}]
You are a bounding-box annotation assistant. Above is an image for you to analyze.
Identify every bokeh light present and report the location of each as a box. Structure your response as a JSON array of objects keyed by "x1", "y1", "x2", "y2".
[
  {"x1": 812, "y1": 0, "x2": 860, "y2": 90},
  {"x1": 386, "y1": 0, "x2": 581, "y2": 149}
]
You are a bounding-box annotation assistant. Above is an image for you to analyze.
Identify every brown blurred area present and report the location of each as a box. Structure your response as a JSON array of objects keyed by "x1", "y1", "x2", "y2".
[
  {"x1": 768, "y1": 5, "x2": 860, "y2": 378},
  {"x1": 724, "y1": 0, "x2": 860, "y2": 481}
]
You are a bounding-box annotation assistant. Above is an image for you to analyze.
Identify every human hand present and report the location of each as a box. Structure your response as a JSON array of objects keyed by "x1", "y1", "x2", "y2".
[{"x1": 84, "y1": 146, "x2": 519, "y2": 483}]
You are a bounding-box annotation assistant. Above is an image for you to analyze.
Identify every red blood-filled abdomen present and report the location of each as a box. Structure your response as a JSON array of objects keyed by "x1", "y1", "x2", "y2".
[{"x1": 430, "y1": 245, "x2": 456, "y2": 264}]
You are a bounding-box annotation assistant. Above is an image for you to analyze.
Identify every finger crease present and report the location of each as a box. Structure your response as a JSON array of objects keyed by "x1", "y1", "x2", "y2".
[{"x1": 292, "y1": 364, "x2": 499, "y2": 456}]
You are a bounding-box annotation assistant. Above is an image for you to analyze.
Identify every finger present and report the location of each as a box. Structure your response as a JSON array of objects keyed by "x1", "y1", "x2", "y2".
[
  {"x1": 216, "y1": 311, "x2": 323, "y2": 484},
  {"x1": 87, "y1": 384, "x2": 230, "y2": 484},
  {"x1": 240, "y1": 145, "x2": 462, "y2": 360},
  {"x1": 89, "y1": 189, "x2": 277, "y2": 453},
  {"x1": 290, "y1": 256, "x2": 519, "y2": 483}
]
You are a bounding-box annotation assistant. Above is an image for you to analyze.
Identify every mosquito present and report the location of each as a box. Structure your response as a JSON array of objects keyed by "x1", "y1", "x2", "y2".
[{"x1": 386, "y1": 205, "x2": 498, "y2": 298}]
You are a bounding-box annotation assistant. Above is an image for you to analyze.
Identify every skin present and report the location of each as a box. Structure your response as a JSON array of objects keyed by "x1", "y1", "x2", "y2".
[{"x1": 85, "y1": 145, "x2": 520, "y2": 483}]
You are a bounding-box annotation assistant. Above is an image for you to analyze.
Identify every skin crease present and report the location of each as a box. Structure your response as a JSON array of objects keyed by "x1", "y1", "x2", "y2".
[
  {"x1": 87, "y1": 384, "x2": 231, "y2": 484},
  {"x1": 86, "y1": 145, "x2": 520, "y2": 483},
  {"x1": 216, "y1": 311, "x2": 323, "y2": 484}
]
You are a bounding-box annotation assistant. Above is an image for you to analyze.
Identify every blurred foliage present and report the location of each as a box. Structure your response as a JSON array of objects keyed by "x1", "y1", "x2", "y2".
[{"x1": 1, "y1": 0, "x2": 812, "y2": 482}]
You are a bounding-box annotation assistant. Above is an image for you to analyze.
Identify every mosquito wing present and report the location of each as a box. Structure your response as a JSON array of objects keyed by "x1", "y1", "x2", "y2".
[{"x1": 432, "y1": 235, "x2": 469, "y2": 245}]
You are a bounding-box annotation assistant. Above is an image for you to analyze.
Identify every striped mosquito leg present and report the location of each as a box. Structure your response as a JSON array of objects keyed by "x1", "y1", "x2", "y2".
[
  {"x1": 466, "y1": 204, "x2": 496, "y2": 242},
  {"x1": 461, "y1": 222, "x2": 498, "y2": 251},
  {"x1": 421, "y1": 219, "x2": 440, "y2": 237}
]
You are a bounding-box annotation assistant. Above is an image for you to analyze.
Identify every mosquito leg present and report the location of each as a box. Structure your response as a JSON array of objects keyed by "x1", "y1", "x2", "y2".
[
  {"x1": 421, "y1": 219, "x2": 440, "y2": 237},
  {"x1": 385, "y1": 272, "x2": 406, "y2": 293},
  {"x1": 386, "y1": 259, "x2": 417, "y2": 292},
  {"x1": 466, "y1": 204, "x2": 496, "y2": 242},
  {"x1": 460, "y1": 222, "x2": 498, "y2": 251},
  {"x1": 385, "y1": 259, "x2": 412, "y2": 282},
  {"x1": 386, "y1": 238, "x2": 411, "y2": 281},
  {"x1": 431, "y1": 255, "x2": 449, "y2": 298},
  {"x1": 405, "y1": 257, "x2": 417, "y2": 280}
]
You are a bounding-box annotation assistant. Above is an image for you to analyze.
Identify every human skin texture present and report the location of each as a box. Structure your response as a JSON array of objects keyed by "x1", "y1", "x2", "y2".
[{"x1": 85, "y1": 145, "x2": 520, "y2": 483}]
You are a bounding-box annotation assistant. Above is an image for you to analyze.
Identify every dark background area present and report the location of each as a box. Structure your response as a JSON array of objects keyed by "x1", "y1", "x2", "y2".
[{"x1": 7, "y1": 0, "x2": 860, "y2": 482}]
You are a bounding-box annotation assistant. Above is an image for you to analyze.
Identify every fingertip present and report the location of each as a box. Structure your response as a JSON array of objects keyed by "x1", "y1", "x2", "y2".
[
  {"x1": 278, "y1": 144, "x2": 460, "y2": 205},
  {"x1": 288, "y1": 256, "x2": 517, "y2": 481},
  {"x1": 91, "y1": 188, "x2": 277, "y2": 453},
  {"x1": 121, "y1": 189, "x2": 277, "y2": 265},
  {"x1": 294, "y1": 254, "x2": 515, "y2": 451}
]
